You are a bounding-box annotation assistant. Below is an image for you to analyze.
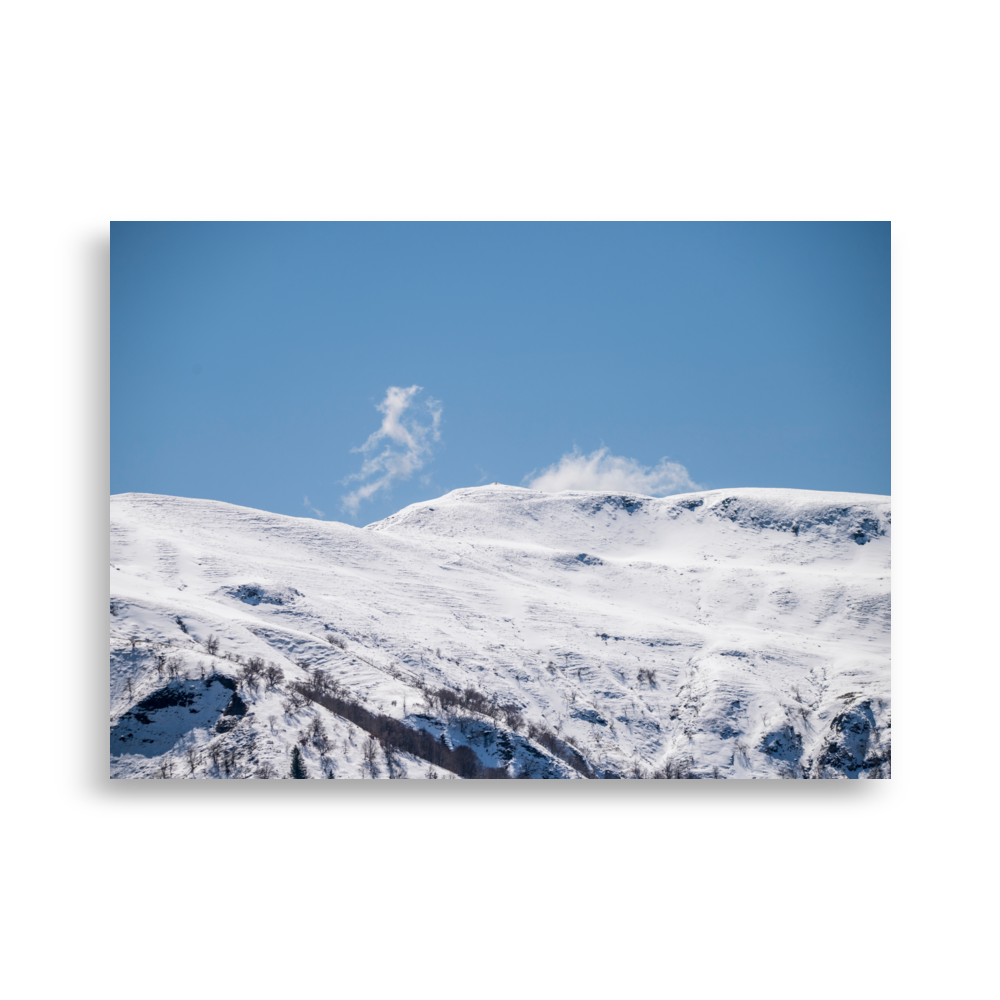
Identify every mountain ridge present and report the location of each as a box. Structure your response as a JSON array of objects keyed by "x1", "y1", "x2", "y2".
[{"x1": 110, "y1": 485, "x2": 890, "y2": 779}]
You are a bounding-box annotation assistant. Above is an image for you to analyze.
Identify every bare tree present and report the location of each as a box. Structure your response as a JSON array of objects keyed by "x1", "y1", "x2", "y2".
[
  {"x1": 184, "y1": 745, "x2": 199, "y2": 775},
  {"x1": 205, "y1": 634, "x2": 219, "y2": 655},
  {"x1": 239, "y1": 670, "x2": 259, "y2": 694},
  {"x1": 653, "y1": 756, "x2": 695, "y2": 779},
  {"x1": 309, "y1": 717, "x2": 330, "y2": 753},
  {"x1": 125, "y1": 677, "x2": 134, "y2": 700},
  {"x1": 264, "y1": 663, "x2": 284, "y2": 690},
  {"x1": 238, "y1": 656, "x2": 265, "y2": 692},
  {"x1": 384, "y1": 740, "x2": 405, "y2": 779},
  {"x1": 362, "y1": 735, "x2": 381, "y2": 778},
  {"x1": 501, "y1": 703, "x2": 524, "y2": 731}
]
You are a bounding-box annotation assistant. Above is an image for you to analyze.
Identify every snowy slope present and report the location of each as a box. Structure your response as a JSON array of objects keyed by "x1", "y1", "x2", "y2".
[{"x1": 109, "y1": 485, "x2": 890, "y2": 779}]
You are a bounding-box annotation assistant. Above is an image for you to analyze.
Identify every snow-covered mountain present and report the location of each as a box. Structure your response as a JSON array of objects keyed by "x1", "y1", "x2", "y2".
[{"x1": 110, "y1": 485, "x2": 890, "y2": 779}]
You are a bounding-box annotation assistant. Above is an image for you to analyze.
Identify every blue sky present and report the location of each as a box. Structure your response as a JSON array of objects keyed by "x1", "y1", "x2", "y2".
[{"x1": 111, "y1": 222, "x2": 889, "y2": 524}]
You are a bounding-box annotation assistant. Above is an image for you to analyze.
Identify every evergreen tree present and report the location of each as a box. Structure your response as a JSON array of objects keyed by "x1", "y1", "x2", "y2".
[{"x1": 289, "y1": 745, "x2": 307, "y2": 779}]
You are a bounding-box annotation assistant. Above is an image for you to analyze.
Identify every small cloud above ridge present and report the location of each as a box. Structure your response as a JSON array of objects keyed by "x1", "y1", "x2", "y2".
[
  {"x1": 524, "y1": 447, "x2": 699, "y2": 496},
  {"x1": 341, "y1": 385, "x2": 442, "y2": 514}
]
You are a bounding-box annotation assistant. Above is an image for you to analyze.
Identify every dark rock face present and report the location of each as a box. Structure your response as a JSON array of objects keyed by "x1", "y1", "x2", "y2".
[
  {"x1": 706, "y1": 494, "x2": 889, "y2": 545},
  {"x1": 758, "y1": 726, "x2": 804, "y2": 763},
  {"x1": 815, "y1": 700, "x2": 890, "y2": 777},
  {"x1": 578, "y1": 494, "x2": 646, "y2": 517},
  {"x1": 111, "y1": 676, "x2": 237, "y2": 757},
  {"x1": 227, "y1": 584, "x2": 302, "y2": 605},
  {"x1": 572, "y1": 708, "x2": 608, "y2": 727},
  {"x1": 133, "y1": 686, "x2": 198, "y2": 712},
  {"x1": 222, "y1": 692, "x2": 248, "y2": 717}
]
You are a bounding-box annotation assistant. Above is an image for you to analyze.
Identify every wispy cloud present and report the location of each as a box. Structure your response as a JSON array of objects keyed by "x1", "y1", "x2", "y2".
[
  {"x1": 525, "y1": 447, "x2": 699, "y2": 496},
  {"x1": 341, "y1": 386, "x2": 442, "y2": 513},
  {"x1": 303, "y1": 496, "x2": 325, "y2": 518}
]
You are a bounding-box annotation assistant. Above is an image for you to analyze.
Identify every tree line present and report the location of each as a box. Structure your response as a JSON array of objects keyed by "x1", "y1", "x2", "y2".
[{"x1": 293, "y1": 679, "x2": 511, "y2": 779}]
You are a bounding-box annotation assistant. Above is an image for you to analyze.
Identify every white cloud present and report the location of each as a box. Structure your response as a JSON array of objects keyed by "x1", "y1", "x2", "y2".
[
  {"x1": 303, "y1": 496, "x2": 324, "y2": 518},
  {"x1": 341, "y1": 386, "x2": 442, "y2": 513},
  {"x1": 525, "y1": 447, "x2": 699, "y2": 496}
]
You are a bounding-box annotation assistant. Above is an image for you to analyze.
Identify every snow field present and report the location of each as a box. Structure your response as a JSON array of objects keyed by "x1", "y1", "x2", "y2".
[{"x1": 110, "y1": 484, "x2": 890, "y2": 779}]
